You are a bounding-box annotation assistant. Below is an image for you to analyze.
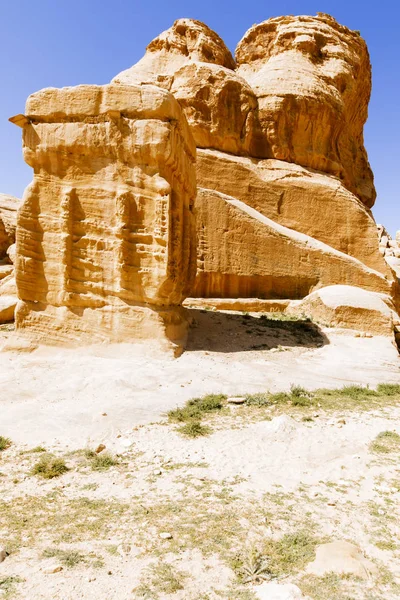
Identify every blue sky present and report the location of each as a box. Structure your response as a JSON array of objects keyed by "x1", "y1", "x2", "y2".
[{"x1": 1, "y1": 0, "x2": 398, "y2": 233}]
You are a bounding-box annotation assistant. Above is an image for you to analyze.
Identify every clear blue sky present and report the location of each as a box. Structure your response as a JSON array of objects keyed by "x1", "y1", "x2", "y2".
[{"x1": 1, "y1": 0, "x2": 398, "y2": 233}]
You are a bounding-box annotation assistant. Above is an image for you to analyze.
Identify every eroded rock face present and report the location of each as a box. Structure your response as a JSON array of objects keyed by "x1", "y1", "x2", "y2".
[
  {"x1": 112, "y1": 16, "x2": 391, "y2": 307},
  {"x1": 197, "y1": 150, "x2": 386, "y2": 273},
  {"x1": 193, "y1": 188, "x2": 393, "y2": 300},
  {"x1": 113, "y1": 19, "x2": 266, "y2": 157},
  {"x1": 236, "y1": 13, "x2": 375, "y2": 207},
  {"x1": 15, "y1": 84, "x2": 196, "y2": 351}
]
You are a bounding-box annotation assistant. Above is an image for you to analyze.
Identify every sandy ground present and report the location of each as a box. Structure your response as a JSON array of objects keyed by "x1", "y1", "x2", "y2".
[
  {"x1": 0, "y1": 309, "x2": 399, "y2": 448},
  {"x1": 1, "y1": 310, "x2": 400, "y2": 599}
]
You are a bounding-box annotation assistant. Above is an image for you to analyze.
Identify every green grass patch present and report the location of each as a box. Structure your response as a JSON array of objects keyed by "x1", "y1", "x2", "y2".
[
  {"x1": 177, "y1": 421, "x2": 211, "y2": 438},
  {"x1": 90, "y1": 452, "x2": 118, "y2": 471},
  {"x1": 42, "y1": 547, "x2": 85, "y2": 568},
  {"x1": 168, "y1": 394, "x2": 226, "y2": 423},
  {"x1": 31, "y1": 454, "x2": 69, "y2": 479},
  {"x1": 233, "y1": 530, "x2": 318, "y2": 583},
  {"x1": 0, "y1": 436, "x2": 12, "y2": 451},
  {"x1": 370, "y1": 431, "x2": 400, "y2": 454}
]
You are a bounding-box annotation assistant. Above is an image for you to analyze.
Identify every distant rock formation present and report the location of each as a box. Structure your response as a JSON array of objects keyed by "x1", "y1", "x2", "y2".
[
  {"x1": 9, "y1": 14, "x2": 400, "y2": 346},
  {"x1": 0, "y1": 194, "x2": 20, "y2": 324}
]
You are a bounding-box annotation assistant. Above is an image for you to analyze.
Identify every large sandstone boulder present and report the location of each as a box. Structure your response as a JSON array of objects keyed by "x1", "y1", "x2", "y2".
[
  {"x1": 236, "y1": 13, "x2": 375, "y2": 207},
  {"x1": 0, "y1": 193, "x2": 21, "y2": 258},
  {"x1": 14, "y1": 84, "x2": 196, "y2": 352},
  {"x1": 287, "y1": 285, "x2": 396, "y2": 336}
]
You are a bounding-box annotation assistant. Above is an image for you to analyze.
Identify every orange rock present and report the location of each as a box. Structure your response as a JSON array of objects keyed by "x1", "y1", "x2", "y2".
[{"x1": 236, "y1": 14, "x2": 375, "y2": 207}]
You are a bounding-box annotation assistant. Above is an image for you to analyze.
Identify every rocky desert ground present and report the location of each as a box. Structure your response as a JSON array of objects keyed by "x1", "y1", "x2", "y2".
[{"x1": 1, "y1": 310, "x2": 400, "y2": 599}]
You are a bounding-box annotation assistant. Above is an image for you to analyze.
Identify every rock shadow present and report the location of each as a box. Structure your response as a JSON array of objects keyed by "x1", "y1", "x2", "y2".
[{"x1": 185, "y1": 308, "x2": 329, "y2": 353}]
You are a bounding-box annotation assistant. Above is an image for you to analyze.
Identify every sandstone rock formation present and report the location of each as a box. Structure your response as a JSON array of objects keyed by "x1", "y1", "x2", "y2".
[
  {"x1": 236, "y1": 14, "x2": 375, "y2": 207},
  {"x1": 113, "y1": 19, "x2": 265, "y2": 157},
  {"x1": 114, "y1": 16, "x2": 395, "y2": 309},
  {"x1": 10, "y1": 14, "x2": 399, "y2": 348},
  {"x1": 0, "y1": 193, "x2": 20, "y2": 258},
  {"x1": 13, "y1": 84, "x2": 196, "y2": 351}
]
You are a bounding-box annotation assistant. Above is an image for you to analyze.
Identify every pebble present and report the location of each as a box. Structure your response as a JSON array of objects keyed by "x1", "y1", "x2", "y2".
[
  {"x1": 95, "y1": 444, "x2": 106, "y2": 454},
  {"x1": 227, "y1": 396, "x2": 246, "y2": 405},
  {"x1": 44, "y1": 563, "x2": 63, "y2": 574},
  {"x1": 159, "y1": 532, "x2": 173, "y2": 540},
  {"x1": 153, "y1": 469, "x2": 162, "y2": 476},
  {"x1": 0, "y1": 548, "x2": 7, "y2": 563}
]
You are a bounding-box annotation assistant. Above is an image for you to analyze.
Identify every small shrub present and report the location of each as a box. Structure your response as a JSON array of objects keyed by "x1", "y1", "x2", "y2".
[
  {"x1": 245, "y1": 393, "x2": 273, "y2": 406},
  {"x1": 269, "y1": 391, "x2": 292, "y2": 403},
  {"x1": 177, "y1": 421, "x2": 211, "y2": 438},
  {"x1": 370, "y1": 430, "x2": 400, "y2": 454},
  {"x1": 31, "y1": 454, "x2": 69, "y2": 479},
  {"x1": 234, "y1": 546, "x2": 272, "y2": 584},
  {"x1": 376, "y1": 383, "x2": 400, "y2": 396},
  {"x1": 290, "y1": 385, "x2": 309, "y2": 398},
  {"x1": 264, "y1": 530, "x2": 318, "y2": 576},
  {"x1": 0, "y1": 436, "x2": 12, "y2": 451},
  {"x1": 30, "y1": 446, "x2": 46, "y2": 453},
  {"x1": 91, "y1": 452, "x2": 118, "y2": 471},
  {"x1": 84, "y1": 448, "x2": 96, "y2": 459},
  {"x1": 168, "y1": 394, "x2": 226, "y2": 423},
  {"x1": 42, "y1": 547, "x2": 85, "y2": 567},
  {"x1": 337, "y1": 385, "x2": 378, "y2": 399}
]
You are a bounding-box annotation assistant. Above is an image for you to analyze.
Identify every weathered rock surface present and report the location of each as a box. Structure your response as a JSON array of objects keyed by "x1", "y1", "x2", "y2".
[
  {"x1": 288, "y1": 285, "x2": 396, "y2": 336},
  {"x1": 15, "y1": 84, "x2": 196, "y2": 351},
  {"x1": 236, "y1": 14, "x2": 375, "y2": 207},
  {"x1": 113, "y1": 19, "x2": 265, "y2": 157},
  {"x1": 307, "y1": 540, "x2": 377, "y2": 579},
  {"x1": 197, "y1": 150, "x2": 387, "y2": 273},
  {"x1": 193, "y1": 188, "x2": 394, "y2": 300},
  {"x1": 0, "y1": 193, "x2": 21, "y2": 258}
]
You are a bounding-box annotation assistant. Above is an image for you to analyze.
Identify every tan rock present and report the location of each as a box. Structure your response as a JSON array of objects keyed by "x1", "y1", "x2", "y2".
[
  {"x1": 236, "y1": 14, "x2": 375, "y2": 206},
  {"x1": 193, "y1": 189, "x2": 394, "y2": 300},
  {"x1": 0, "y1": 296, "x2": 17, "y2": 323},
  {"x1": 0, "y1": 193, "x2": 21, "y2": 258},
  {"x1": 0, "y1": 264, "x2": 13, "y2": 281},
  {"x1": 113, "y1": 18, "x2": 235, "y2": 88},
  {"x1": 113, "y1": 19, "x2": 265, "y2": 157},
  {"x1": 0, "y1": 275, "x2": 18, "y2": 323},
  {"x1": 6, "y1": 243, "x2": 16, "y2": 265},
  {"x1": 197, "y1": 149, "x2": 388, "y2": 273},
  {"x1": 307, "y1": 540, "x2": 377, "y2": 579},
  {"x1": 15, "y1": 83, "x2": 196, "y2": 352},
  {"x1": 288, "y1": 285, "x2": 396, "y2": 336}
]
